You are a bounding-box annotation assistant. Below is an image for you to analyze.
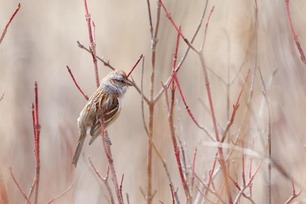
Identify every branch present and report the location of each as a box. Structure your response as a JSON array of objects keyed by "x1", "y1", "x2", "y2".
[
  {"x1": 77, "y1": 41, "x2": 115, "y2": 70},
  {"x1": 153, "y1": 0, "x2": 209, "y2": 103},
  {"x1": 0, "y1": 3, "x2": 21, "y2": 45},
  {"x1": 158, "y1": 0, "x2": 197, "y2": 52},
  {"x1": 9, "y1": 167, "x2": 31, "y2": 204},
  {"x1": 284, "y1": 180, "x2": 302, "y2": 204},
  {"x1": 167, "y1": 29, "x2": 191, "y2": 203},
  {"x1": 221, "y1": 69, "x2": 250, "y2": 142},
  {"x1": 66, "y1": 65, "x2": 89, "y2": 100},
  {"x1": 285, "y1": 0, "x2": 306, "y2": 66},
  {"x1": 127, "y1": 54, "x2": 143, "y2": 78},
  {"x1": 88, "y1": 158, "x2": 115, "y2": 204},
  {"x1": 99, "y1": 106, "x2": 123, "y2": 203},
  {"x1": 32, "y1": 82, "x2": 41, "y2": 204},
  {"x1": 46, "y1": 184, "x2": 73, "y2": 204},
  {"x1": 83, "y1": 0, "x2": 99, "y2": 87}
]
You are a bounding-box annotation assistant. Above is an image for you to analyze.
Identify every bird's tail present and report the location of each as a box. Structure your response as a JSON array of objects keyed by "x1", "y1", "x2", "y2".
[{"x1": 72, "y1": 132, "x2": 86, "y2": 167}]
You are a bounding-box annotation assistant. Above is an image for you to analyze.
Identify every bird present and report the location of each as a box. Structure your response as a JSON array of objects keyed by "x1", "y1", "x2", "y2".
[{"x1": 72, "y1": 70, "x2": 132, "y2": 167}]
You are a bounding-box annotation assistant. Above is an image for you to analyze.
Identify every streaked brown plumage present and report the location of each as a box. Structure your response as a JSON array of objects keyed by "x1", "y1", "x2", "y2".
[{"x1": 72, "y1": 70, "x2": 132, "y2": 167}]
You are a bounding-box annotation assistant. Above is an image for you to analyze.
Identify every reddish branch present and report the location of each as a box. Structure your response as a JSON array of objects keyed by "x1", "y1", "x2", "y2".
[
  {"x1": 284, "y1": 180, "x2": 302, "y2": 204},
  {"x1": 167, "y1": 28, "x2": 192, "y2": 203},
  {"x1": 285, "y1": 0, "x2": 306, "y2": 66},
  {"x1": 77, "y1": 41, "x2": 116, "y2": 70},
  {"x1": 0, "y1": 3, "x2": 21, "y2": 45},
  {"x1": 158, "y1": 0, "x2": 196, "y2": 52},
  {"x1": 172, "y1": 72, "x2": 213, "y2": 140},
  {"x1": 98, "y1": 106, "x2": 123, "y2": 204},
  {"x1": 9, "y1": 168, "x2": 31, "y2": 203},
  {"x1": 46, "y1": 184, "x2": 72, "y2": 204},
  {"x1": 88, "y1": 158, "x2": 114, "y2": 204},
  {"x1": 195, "y1": 174, "x2": 226, "y2": 204},
  {"x1": 83, "y1": 0, "x2": 99, "y2": 87},
  {"x1": 232, "y1": 161, "x2": 263, "y2": 203},
  {"x1": 190, "y1": 148, "x2": 197, "y2": 192},
  {"x1": 32, "y1": 82, "x2": 41, "y2": 204},
  {"x1": 127, "y1": 54, "x2": 143, "y2": 78},
  {"x1": 157, "y1": 2, "x2": 232, "y2": 201},
  {"x1": 66, "y1": 66, "x2": 89, "y2": 100}
]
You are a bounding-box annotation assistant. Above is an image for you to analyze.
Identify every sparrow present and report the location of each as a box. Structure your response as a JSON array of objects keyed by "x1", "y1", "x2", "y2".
[{"x1": 72, "y1": 70, "x2": 132, "y2": 167}]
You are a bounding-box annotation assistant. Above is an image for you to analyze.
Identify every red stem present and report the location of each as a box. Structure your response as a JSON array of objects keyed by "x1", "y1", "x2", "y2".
[
  {"x1": 285, "y1": 0, "x2": 306, "y2": 65},
  {"x1": 84, "y1": 0, "x2": 99, "y2": 87},
  {"x1": 66, "y1": 65, "x2": 89, "y2": 100},
  {"x1": 0, "y1": 3, "x2": 21, "y2": 44},
  {"x1": 33, "y1": 82, "x2": 41, "y2": 204},
  {"x1": 127, "y1": 54, "x2": 143, "y2": 78},
  {"x1": 168, "y1": 27, "x2": 191, "y2": 202},
  {"x1": 9, "y1": 168, "x2": 31, "y2": 203}
]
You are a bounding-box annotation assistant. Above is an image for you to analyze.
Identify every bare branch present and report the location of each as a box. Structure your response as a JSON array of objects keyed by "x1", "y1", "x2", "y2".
[
  {"x1": 0, "y1": 3, "x2": 21, "y2": 44},
  {"x1": 66, "y1": 65, "x2": 89, "y2": 100}
]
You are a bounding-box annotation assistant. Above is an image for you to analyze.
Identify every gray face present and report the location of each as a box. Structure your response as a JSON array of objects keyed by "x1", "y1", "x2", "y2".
[{"x1": 101, "y1": 71, "x2": 130, "y2": 96}]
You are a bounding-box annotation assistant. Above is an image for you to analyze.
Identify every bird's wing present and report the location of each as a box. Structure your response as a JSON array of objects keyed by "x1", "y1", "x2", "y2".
[{"x1": 88, "y1": 93, "x2": 120, "y2": 145}]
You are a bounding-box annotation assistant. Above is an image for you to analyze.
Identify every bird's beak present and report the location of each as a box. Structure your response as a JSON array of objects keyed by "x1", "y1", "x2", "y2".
[{"x1": 125, "y1": 79, "x2": 133, "y2": 86}]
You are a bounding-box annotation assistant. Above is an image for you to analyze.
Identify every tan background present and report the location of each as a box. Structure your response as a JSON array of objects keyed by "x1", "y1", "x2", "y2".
[{"x1": 1, "y1": 0, "x2": 306, "y2": 203}]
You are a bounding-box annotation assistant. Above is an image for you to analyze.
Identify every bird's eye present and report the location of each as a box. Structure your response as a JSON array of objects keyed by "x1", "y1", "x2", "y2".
[{"x1": 116, "y1": 79, "x2": 125, "y2": 83}]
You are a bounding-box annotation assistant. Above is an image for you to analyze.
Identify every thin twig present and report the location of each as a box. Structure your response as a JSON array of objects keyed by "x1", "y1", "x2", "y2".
[
  {"x1": 158, "y1": 0, "x2": 197, "y2": 52},
  {"x1": 10, "y1": 167, "x2": 31, "y2": 204},
  {"x1": 100, "y1": 115, "x2": 122, "y2": 204},
  {"x1": 233, "y1": 160, "x2": 263, "y2": 204},
  {"x1": 66, "y1": 65, "x2": 89, "y2": 100},
  {"x1": 284, "y1": 180, "x2": 302, "y2": 204},
  {"x1": 32, "y1": 82, "x2": 41, "y2": 204},
  {"x1": 195, "y1": 174, "x2": 226, "y2": 204},
  {"x1": 0, "y1": 3, "x2": 21, "y2": 44},
  {"x1": 190, "y1": 148, "x2": 197, "y2": 193},
  {"x1": 145, "y1": 0, "x2": 162, "y2": 203},
  {"x1": 140, "y1": 57, "x2": 149, "y2": 135},
  {"x1": 119, "y1": 174, "x2": 124, "y2": 200},
  {"x1": 47, "y1": 184, "x2": 73, "y2": 204},
  {"x1": 153, "y1": 0, "x2": 210, "y2": 103},
  {"x1": 83, "y1": 0, "x2": 99, "y2": 87},
  {"x1": 285, "y1": 0, "x2": 306, "y2": 66},
  {"x1": 221, "y1": 69, "x2": 250, "y2": 142},
  {"x1": 88, "y1": 158, "x2": 115, "y2": 204},
  {"x1": 127, "y1": 54, "x2": 143, "y2": 78},
  {"x1": 77, "y1": 41, "x2": 115, "y2": 70},
  {"x1": 167, "y1": 29, "x2": 192, "y2": 203},
  {"x1": 173, "y1": 73, "x2": 214, "y2": 141},
  {"x1": 25, "y1": 178, "x2": 35, "y2": 204}
]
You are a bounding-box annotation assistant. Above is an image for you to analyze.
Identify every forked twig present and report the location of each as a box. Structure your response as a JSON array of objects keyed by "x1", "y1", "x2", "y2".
[
  {"x1": 77, "y1": 41, "x2": 115, "y2": 70},
  {"x1": 88, "y1": 158, "x2": 115, "y2": 204},
  {"x1": 9, "y1": 168, "x2": 31, "y2": 204}
]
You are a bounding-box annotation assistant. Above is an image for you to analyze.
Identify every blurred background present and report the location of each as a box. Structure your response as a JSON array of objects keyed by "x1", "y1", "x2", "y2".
[{"x1": 1, "y1": 0, "x2": 306, "y2": 203}]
